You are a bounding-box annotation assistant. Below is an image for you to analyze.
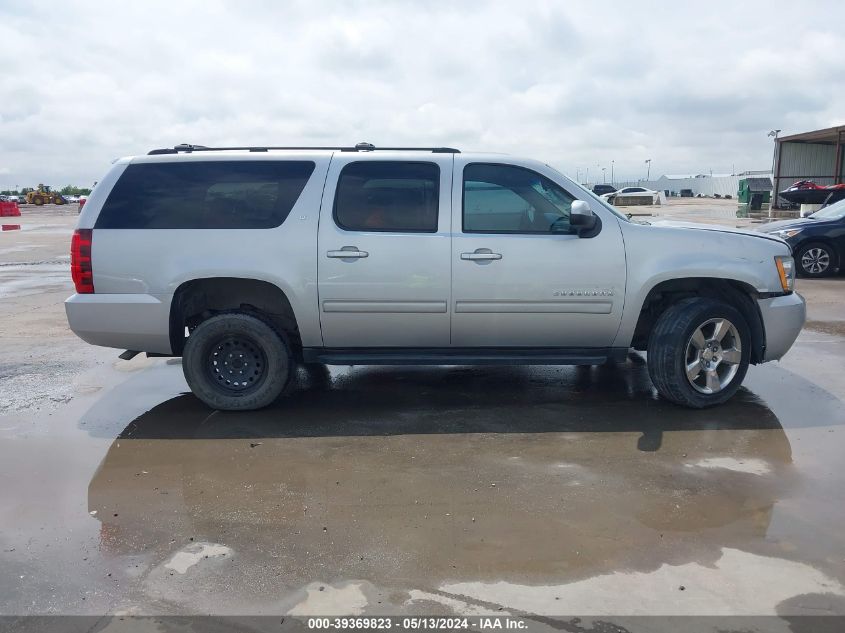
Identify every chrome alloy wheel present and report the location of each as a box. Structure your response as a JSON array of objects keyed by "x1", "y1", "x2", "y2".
[
  {"x1": 685, "y1": 318, "x2": 742, "y2": 394},
  {"x1": 801, "y1": 247, "x2": 830, "y2": 275}
]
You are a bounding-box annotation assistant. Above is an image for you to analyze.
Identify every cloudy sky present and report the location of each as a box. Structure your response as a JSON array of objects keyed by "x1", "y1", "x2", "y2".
[{"x1": 1, "y1": 0, "x2": 844, "y2": 188}]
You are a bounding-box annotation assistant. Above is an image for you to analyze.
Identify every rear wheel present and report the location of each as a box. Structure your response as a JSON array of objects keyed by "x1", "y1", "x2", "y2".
[
  {"x1": 33, "y1": 196, "x2": 43, "y2": 206},
  {"x1": 647, "y1": 298, "x2": 750, "y2": 408},
  {"x1": 796, "y1": 241, "x2": 836, "y2": 277},
  {"x1": 182, "y1": 312, "x2": 292, "y2": 411}
]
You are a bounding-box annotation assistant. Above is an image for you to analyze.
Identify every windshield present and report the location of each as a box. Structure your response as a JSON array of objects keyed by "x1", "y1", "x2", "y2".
[
  {"x1": 545, "y1": 165, "x2": 630, "y2": 222},
  {"x1": 810, "y1": 198, "x2": 845, "y2": 220}
]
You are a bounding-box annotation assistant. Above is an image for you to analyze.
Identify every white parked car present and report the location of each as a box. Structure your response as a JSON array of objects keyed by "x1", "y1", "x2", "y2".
[
  {"x1": 602, "y1": 186, "x2": 660, "y2": 205},
  {"x1": 65, "y1": 143, "x2": 804, "y2": 411}
]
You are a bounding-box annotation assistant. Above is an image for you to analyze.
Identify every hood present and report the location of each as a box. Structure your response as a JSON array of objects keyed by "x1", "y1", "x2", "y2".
[
  {"x1": 649, "y1": 220, "x2": 787, "y2": 245},
  {"x1": 758, "y1": 218, "x2": 804, "y2": 232}
]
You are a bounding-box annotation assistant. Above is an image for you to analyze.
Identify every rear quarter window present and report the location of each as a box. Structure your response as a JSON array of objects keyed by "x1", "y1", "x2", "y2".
[{"x1": 95, "y1": 160, "x2": 315, "y2": 229}]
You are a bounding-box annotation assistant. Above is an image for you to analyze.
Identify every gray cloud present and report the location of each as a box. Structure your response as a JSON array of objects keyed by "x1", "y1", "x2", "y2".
[{"x1": 0, "y1": 0, "x2": 843, "y2": 188}]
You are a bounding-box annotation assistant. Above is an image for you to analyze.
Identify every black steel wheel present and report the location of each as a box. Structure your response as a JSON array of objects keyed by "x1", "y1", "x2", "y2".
[
  {"x1": 183, "y1": 312, "x2": 291, "y2": 411},
  {"x1": 205, "y1": 334, "x2": 268, "y2": 395}
]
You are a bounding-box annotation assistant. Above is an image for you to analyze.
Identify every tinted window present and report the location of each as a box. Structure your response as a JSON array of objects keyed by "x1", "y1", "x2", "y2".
[
  {"x1": 96, "y1": 161, "x2": 315, "y2": 229},
  {"x1": 463, "y1": 163, "x2": 576, "y2": 234},
  {"x1": 334, "y1": 161, "x2": 439, "y2": 232}
]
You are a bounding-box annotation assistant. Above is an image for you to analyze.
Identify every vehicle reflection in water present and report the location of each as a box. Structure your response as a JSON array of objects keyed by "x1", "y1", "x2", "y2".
[{"x1": 82, "y1": 357, "x2": 832, "y2": 589}]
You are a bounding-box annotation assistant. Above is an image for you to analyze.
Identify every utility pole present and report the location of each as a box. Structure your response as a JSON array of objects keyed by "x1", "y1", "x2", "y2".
[
  {"x1": 645, "y1": 159, "x2": 652, "y2": 181},
  {"x1": 768, "y1": 129, "x2": 781, "y2": 208}
]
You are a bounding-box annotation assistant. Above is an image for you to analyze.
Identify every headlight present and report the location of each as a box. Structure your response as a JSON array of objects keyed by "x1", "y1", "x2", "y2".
[
  {"x1": 775, "y1": 256, "x2": 795, "y2": 293},
  {"x1": 772, "y1": 228, "x2": 803, "y2": 239}
]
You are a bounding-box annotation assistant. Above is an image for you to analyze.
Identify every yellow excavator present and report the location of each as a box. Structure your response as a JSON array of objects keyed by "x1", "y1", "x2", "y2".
[{"x1": 26, "y1": 184, "x2": 67, "y2": 206}]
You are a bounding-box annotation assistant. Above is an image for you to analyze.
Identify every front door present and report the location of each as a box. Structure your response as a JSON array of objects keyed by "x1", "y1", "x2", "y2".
[
  {"x1": 317, "y1": 155, "x2": 453, "y2": 347},
  {"x1": 450, "y1": 158, "x2": 626, "y2": 348}
]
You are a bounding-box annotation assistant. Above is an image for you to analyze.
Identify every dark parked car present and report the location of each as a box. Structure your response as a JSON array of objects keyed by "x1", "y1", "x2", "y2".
[
  {"x1": 592, "y1": 184, "x2": 616, "y2": 196},
  {"x1": 759, "y1": 198, "x2": 845, "y2": 277}
]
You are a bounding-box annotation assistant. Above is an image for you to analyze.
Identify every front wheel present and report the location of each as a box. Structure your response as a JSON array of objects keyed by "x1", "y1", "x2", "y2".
[
  {"x1": 796, "y1": 241, "x2": 836, "y2": 277},
  {"x1": 182, "y1": 312, "x2": 292, "y2": 411},
  {"x1": 647, "y1": 298, "x2": 750, "y2": 408}
]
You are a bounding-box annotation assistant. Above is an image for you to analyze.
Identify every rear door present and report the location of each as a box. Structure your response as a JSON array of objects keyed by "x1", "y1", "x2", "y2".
[
  {"x1": 450, "y1": 157, "x2": 626, "y2": 348},
  {"x1": 317, "y1": 153, "x2": 453, "y2": 347}
]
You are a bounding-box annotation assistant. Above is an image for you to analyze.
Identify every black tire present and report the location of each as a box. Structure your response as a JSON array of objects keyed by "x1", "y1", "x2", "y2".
[
  {"x1": 796, "y1": 241, "x2": 837, "y2": 278},
  {"x1": 182, "y1": 312, "x2": 292, "y2": 411},
  {"x1": 647, "y1": 298, "x2": 751, "y2": 408}
]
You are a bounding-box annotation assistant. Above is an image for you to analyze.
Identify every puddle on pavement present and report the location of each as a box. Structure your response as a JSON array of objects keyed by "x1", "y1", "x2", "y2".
[
  {"x1": 1, "y1": 354, "x2": 845, "y2": 614},
  {"x1": 436, "y1": 548, "x2": 845, "y2": 615}
]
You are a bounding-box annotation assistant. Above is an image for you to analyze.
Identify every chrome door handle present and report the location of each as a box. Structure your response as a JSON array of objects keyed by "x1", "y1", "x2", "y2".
[
  {"x1": 461, "y1": 252, "x2": 502, "y2": 260},
  {"x1": 327, "y1": 248, "x2": 369, "y2": 259}
]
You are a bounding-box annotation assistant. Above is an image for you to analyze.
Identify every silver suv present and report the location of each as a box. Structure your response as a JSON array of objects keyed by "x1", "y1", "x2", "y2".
[{"x1": 66, "y1": 143, "x2": 805, "y2": 410}]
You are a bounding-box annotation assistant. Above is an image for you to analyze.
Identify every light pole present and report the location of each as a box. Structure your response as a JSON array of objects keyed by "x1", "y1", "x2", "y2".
[
  {"x1": 768, "y1": 129, "x2": 781, "y2": 207},
  {"x1": 611, "y1": 160, "x2": 614, "y2": 186},
  {"x1": 645, "y1": 159, "x2": 652, "y2": 181},
  {"x1": 601, "y1": 167, "x2": 607, "y2": 183}
]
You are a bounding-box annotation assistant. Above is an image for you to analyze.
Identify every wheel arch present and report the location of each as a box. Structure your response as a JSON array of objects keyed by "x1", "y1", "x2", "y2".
[
  {"x1": 627, "y1": 276, "x2": 766, "y2": 364},
  {"x1": 169, "y1": 277, "x2": 303, "y2": 358}
]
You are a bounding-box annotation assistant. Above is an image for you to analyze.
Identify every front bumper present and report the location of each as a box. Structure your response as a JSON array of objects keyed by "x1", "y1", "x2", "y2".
[
  {"x1": 758, "y1": 292, "x2": 806, "y2": 361},
  {"x1": 65, "y1": 293, "x2": 173, "y2": 355}
]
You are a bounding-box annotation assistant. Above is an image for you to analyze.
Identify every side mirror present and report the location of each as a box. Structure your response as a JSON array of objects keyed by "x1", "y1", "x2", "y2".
[{"x1": 570, "y1": 200, "x2": 597, "y2": 234}]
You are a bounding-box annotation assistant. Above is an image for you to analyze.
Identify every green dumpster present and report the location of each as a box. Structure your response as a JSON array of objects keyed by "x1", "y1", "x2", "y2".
[{"x1": 738, "y1": 178, "x2": 772, "y2": 205}]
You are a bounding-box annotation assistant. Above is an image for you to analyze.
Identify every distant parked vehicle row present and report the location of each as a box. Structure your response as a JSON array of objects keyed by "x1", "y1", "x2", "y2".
[{"x1": 0, "y1": 191, "x2": 89, "y2": 206}]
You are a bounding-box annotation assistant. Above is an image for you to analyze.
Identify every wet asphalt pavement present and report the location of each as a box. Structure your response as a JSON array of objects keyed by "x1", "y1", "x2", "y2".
[
  {"x1": 2, "y1": 348, "x2": 845, "y2": 618},
  {"x1": 2, "y1": 206, "x2": 845, "y2": 622}
]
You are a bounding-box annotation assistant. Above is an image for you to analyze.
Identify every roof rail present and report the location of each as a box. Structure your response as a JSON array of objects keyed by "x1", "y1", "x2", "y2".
[{"x1": 147, "y1": 142, "x2": 460, "y2": 155}]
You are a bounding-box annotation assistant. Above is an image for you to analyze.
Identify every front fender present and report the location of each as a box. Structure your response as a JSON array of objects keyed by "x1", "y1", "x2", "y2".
[{"x1": 614, "y1": 222, "x2": 789, "y2": 348}]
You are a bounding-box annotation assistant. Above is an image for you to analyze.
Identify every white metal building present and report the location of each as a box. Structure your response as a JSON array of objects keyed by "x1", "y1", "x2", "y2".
[{"x1": 609, "y1": 173, "x2": 771, "y2": 198}]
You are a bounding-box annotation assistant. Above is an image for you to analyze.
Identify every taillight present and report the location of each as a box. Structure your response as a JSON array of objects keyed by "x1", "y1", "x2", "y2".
[{"x1": 71, "y1": 229, "x2": 94, "y2": 293}]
